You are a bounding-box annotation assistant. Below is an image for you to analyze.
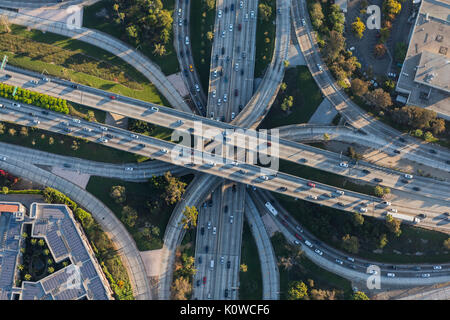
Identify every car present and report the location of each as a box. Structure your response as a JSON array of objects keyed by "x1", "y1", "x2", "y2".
[
  {"x1": 212, "y1": 90, "x2": 216, "y2": 98},
  {"x1": 401, "y1": 178, "x2": 410, "y2": 184},
  {"x1": 207, "y1": 221, "x2": 211, "y2": 229},
  {"x1": 200, "y1": 227, "x2": 205, "y2": 235},
  {"x1": 0, "y1": 103, "x2": 4, "y2": 108},
  {"x1": 260, "y1": 175, "x2": 268, "y2": 181},
  {"x1": 418, "y1": 213, "x2": 427, "y2": 219},
  {"x1": 393, "y1": 149, "x2": 401, "y2": 154},
  {"x1": 240, "y1": 69, "x2": 244, "y2": 76},
  {"x1": 212, "y1": 226, "x2": 217, "y2": 235},
  {"x1": 404, "y1": 174, "x2": 413, "y2": 179},
  {"x1": 242, "y1": 52, "x2": 246, "y2": 59},
  {"x1": 335, "y1": 190, "x2": 344, "y2": 196},
  {"x1": 42, "y1": 77, "x2": 49, "y2": 82},
  {"x1": 125, "y1": 167, "x2": 134, "y2": 171},
  {"x1": 234, "y1": 89, "x2": 238, "y2": 96},
  {"x1": 227, "y1": 261, "x2": 231, "y2": 269},
  {"x1": 335, "y1": 259, "x2": 343, "y2": 265},
  {"x1": 412, "y1": 186, "x2": 421, "y2": 191},
  {"x1": 224, "y1": 289, "x2": 229, "y2": 297},
  {"x1": 308, "y1": 194, "x2": 318, "y2": 200},
  {"x1": 217, "y1": 98, "x2": 222, "y2": 106},
  {"x1": 347, "y1": 257, "x2": 355, "y2": 262},
  {"x1": 160, "y1": 149, "x2": 168, "y2": 154},
  {"x1": 218, "y1": 9, "x2": 222, "y2": 18},
  {"x1": 307, "y1": 181, "x2": 316, "y2": 188},
  {"x1": 213, "y1": 70, "x2": 218, "y2": 78},
  {"x1": 421, "y1": 273, "x2": 431, "y2": 278},
  {"x1": 178, "y1": 18, "x2": 182, "y2": 26},
  {"x1": 368, "y1": 269, "x2": 378, "y2": 275},
  {"x1": 222, "y1": 30, "x2": 226, "y2": 37},
  {"x1": 235, "y1": 63, "x2": 239, "y2": 71},
  {"x1": 138, "y1": 143, "x2": 145, "y2": 148},
  {"x1": 5, "y1": 74, "x2": 11, "y2": 79},
  {"x1": 230, "y1": 216, "x2": 233, "y2": 224},
  {"x1": 387, "y1": 273, "x2": 396, "y2": 278},
  {"x1": 374, "y1": 178, "x2": 383, "y2": 183},
  {"x1": 178, "y1": 8, "x2": 182, "y2": 16},
  {"x1": 224, "y1": 205, "x2": 228, "y2": 213},
  {"x1": 278, "y1": 187, "x2": 287, "y2": 192},
  {"x1": 223, "y1": 94, "x2": 228, "y2": 102},
  {"x1": 250, "y1": 10, "x2": 255, "y2": 18},
  {"x1": 184, "y1": 19, "x2": 187, "y2": 26},
  {"x1": 83, "y1": 127, "x2": 92, "y2": 132},
  {"x1": 433, "y1": 265, "x2": 442, "y2": 270},
  {"x1": 359, "y1": 207, "x2": 368, "y2": 213},
  {"x1": 0, "y1": 156, "x2": 6, "y2": 161},
  {"x1": 194, "y1": 84, "x2": 200, "y2": 92},
  {"x1": 72, "y1": 118, "x2": 81, "y2": 124},
  {"x1": 429, "y1": 149, "x2": 437, "y2": 154},
  {"x1": 12, "y1": 103, "x2": 21, "y2": 108},
  {"x1": 203, "y1": 276, "x2": 207, "y2": 284},
  {"x1": 339, "y1": 162, "x2": 349, "y2": 168},
  {"x1": 231, "y1": 112, "x2": 235, "y2": 120},
  {"x1": 301, "y1": 18, "x2": 306, "y2": 26},
  {"x1": 337, "y1": 202, "x2": 345, "y2": 207},
  {"x1": 317, "y1": 64, "x2": 323, "y2": 71},
  {"x1": 240, "y1": 1, "x2": 243, "y2": 8},
  {"x1": 109, "y1": 95, "x2": 116, "y2": 100},
  {"x1": 185, "y1": 36, "x2": 189, "y2": 45},
  {"x1": 100, "y1": 126, "x2": 108, "y2": 131},
  {"x1": 220, "y1": 256, "x2": 224, "y2": 264},
  {"x1": 238, "y1": 23, "x2": 242, "y2": 31},
  {"x1": 244, "y1": 13, "x2": 249, "y2": 20},
  {"x1": 205, "y1": 245, "x2": 209, "y2": 253},
  {"x1": 362, "y1": 169, "x2": 371, "y2": 174},
  {"x1": 314, "y1": 249, "x2": 323, "y2": 256},
  {"x1": 295, "y1": 226, "x2": 303, "y2": 233},
  {"x1": 231, "y1": 3, "x2": 234, "y2": 11},
  {"x1": 389, "y1": 208, "x2": 398, "y2": 213},
  {"x1": 304, "y1": 240, "x2": 313, "y2": 248},
  {"x1": 32, "y1": 119, "x2": 40, "y2": 125},
  {"x1": 229, "y1": 24, "x2": 233, "y2": 32},
  {"x1": 189, "y1": 64, "x2": 193, "y2": 72}
]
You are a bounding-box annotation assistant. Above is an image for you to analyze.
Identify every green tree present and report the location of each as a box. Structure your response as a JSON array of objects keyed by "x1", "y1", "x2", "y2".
[
  {"x1": 283, "y1": 60, "x2": 290, "y2": 68},
  {"x1": 38, "y1": 239, "x2": 45, "y2": 246},
  {"x1": 181, "y1": 206, "x2": 198, "y2": 229},
  {"x1": 280, "y1": 82, "x2": 287, "y2": 91},
  {"x1": 31, "y1": 238, "x2": 37, "y2": 245},
  {"x1": 351, "y1": 78, "x2": 369, "y2": 97},
  {"x1": 443, "y1": 238, "x2": 450, "y2": 250},
  {"x1": 374, "y1": 185, "x2": 384, "y2": 197},
  {"x1": 353, "y1": 291, "x2": 369, "y2": 300},
  {"x1": 258, "y1": 3, "x2": 272, "y2": 21},
  {"x1": 206, "y1": 31, "x2": 214, "y2": 42},
  {"x1": 394, "y1": 42, "x2": 407, "y2": 62},
  {"x1": 43, "y1": 249, "x2": 50, "y2": 256},
  {"x1": 374, "y1": 43, "x2": 387, "y2": 58},
  {"x1": 288, "y1": 281, "x2": 308, "y2": 300},
  {"x1": 153, "y1": 43, "x2": 166, "y2": 56},
  {"x1": 386, "y1": 214, "x2": 402, "y2": 237},
  {"x1": 24, "y1": 274, "x2": 32, "y2": 281},
  {"x1": 423, "y1": 131, "x2": 434, "y2": 142},
  {"x1": 342, "y1": 234, "x2": 359, "y2": 254},
  {"x1": 240, "y1": 264, "x2": 248, "y2": 272},
  {"x1": 353, "y1": 212, "x2": 365, "y2": 226},
  {"x1": 365, "y1": 88, "x2": 392, "y2": 109},
  {"x1": 352, "y1": 17, "x2": 366, "y2": 39},
  {"x1": 48, "y1": 266, "x2": 55, "y2": 274},
  {"x1": 121, "y1": 206, "x2": 138, "y2": 228},
  {"x1": 163, "y1": 171, "x2": 187, "y2": 205},
  {"x1": 310, "y1": 2, "x2": 324, "y2": 29},
  {"x1": 110, "y1": 186, "x2": 126, "y2": 204},
  {"x1": 379, "y1": 233, "x2": 388, "y2": 249}
]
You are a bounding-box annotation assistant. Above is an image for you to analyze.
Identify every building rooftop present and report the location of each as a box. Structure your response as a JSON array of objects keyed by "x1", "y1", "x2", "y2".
[
  {"x1": 0, "y1": 202, "x2": 113, "y2": 300},
  {"x1": 396, "y1": 0, "x2": 450, "y2": 119}
]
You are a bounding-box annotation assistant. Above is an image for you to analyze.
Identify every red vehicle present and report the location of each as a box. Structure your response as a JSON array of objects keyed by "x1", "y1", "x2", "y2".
[
  {"x1": 307, "y1": 181, "x2": 316, "y2": 188},
  {"x1": 267, "y1": 141, "x2": 272, "y2": 146},
  {"x1": 203, "y1": 276, "x2": 207, "y2": 284},
  {"x1": 110, "y1": 95, "x2": 116, "y2": 100},
  {"x1": 295, "y1": 233, "x2": 303, "y2": 241}
]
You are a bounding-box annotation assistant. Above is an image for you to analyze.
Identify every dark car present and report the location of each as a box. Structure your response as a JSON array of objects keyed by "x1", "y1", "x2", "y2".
[
  {"x1": 240, "y1": 69, "x2": 244, "y2": 76},
  {"x1": 362, "y1": 169, "x2": 371, "y2": 174},
  {"x1": 215, "y1": 54, "x2": 219, "y2": 61},
  {"x1": 239, "y1": 104, "x2": 243, "y2": 111},
  {"x1": 278, "y1": 187, "x2": 287, "y2": 192},
  {"x1": 299, "y1": 158, "x2": 307, "y2": 163},
  {"x1": 373, "y1": 178, "x2": 383, "y2": 183},
  {"x1": 412, "y1": 186, "x2": 421, "y2": 191},
  {"x1": 183, "y1": 19, "x2": 187, "y2": 26},
  {"x1": 227, "y1": 261, "x2": 231, "y2": 269},
  {"x1": 234, "y1": 89, "x2": 238, "y2": 96},
  {"x1": 200, "y1": 227, "x2": 205, "y2": 235},
  {"x1": 232, "y1": 184, "x2": 236, "y2": 192},
  {"x1": 138, "y1": 143, "x2": 145, "y2": 148},
  {"x1": 242, "y1": 52, "x2": 246, "y2": 59},
  {"x1": 5, "y1": 74, "x2": 11, "y2": 79},
  {"x1": 71, "y1": 84, "x2": 79, "y2": 89},
  {"x1": 221, "y1": 47, "x2": 225, "y2": 55},
  {"x1": 180, "y1": 51, "x2": 184, "y2": 58},
  {"x1": 238, "y1": 23, "x2": 242, "y2": 31},
  {"x1": 224, "y1": 6, "x2": 228, "y2": 13},
  {"x1": 183, "y1": 69, "x2": 189, "y2": 76},
  {"x1": 399, "y1": 137, "x2": 406, "y2": 142},
  {"x1": 224, "y1": 205, "x2": 228, "y2": 213},
  {"x1": 196, "y1": 280, "x2": 200, "y2": 287},
  {"x1": 418, "y1": 213, "x2": 427, "y2": 219},
  {"x1": 205, "y1": 245, "x2": 209, "y2": 253},
  {"x1": 230, "y1": 3, "x2": 234, "y2": 11},
  {"x1": 391, "y1": 265, "x2": 397, "y2": 270},
  {"x1": 224, "y1": 289, "x2": 229, "y2": 297},
  {"x1": 186, "y1": 49, "x2": 190, "y2": 56},
  {"x1": 429, "y1": 149, "x2": 437, "y2": 154},
  {"x1": 63, "y1": 163, "x2": 71, "y2": 168},
  {"x1": 198, "y1": 256, "x2": 202, "y2": 264},
  {"x1": 42, "y1": 110, "x2": 49, "y2": 115},
  {"x1": 208, "y1": 199, "x2": 213, "y2": 207},
  {"x1": 401, "y1": 179, "x2": 410, "y2": 184},
  {"x1": 394, "y1": 150, "x2": 401, "y2": 154},
  {"x1": 337, "y1": 202, "x2": 345, "y2": 207}
]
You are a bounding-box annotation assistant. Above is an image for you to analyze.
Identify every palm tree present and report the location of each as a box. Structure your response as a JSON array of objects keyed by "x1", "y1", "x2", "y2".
[
  {"x1": 38, "y1": 239, "x2": 45, "y2": 247},
  {"x1": 31, "y1": 238, "x2": 37, "y2": 245},
  {"x1": 24, "y1": 274, "x2": 32, "y2": 281},
  {"x1": 17, "y1": 264, "x2": 24, "y2": 271},
  {"x1": 153, "y1": 43, "x2": 166, "y2": 56},
  {"x1": 48, "y1": 267, "x2": 55, "y2": 274}
]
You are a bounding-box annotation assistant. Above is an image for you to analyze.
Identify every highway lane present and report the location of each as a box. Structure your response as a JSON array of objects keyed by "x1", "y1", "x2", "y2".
[
  {"x1": 290, "y1": 0, "x2": 450, "y2": 166},
  {"x1": 244, "y1": 193, "x2": 280, "y2": 299},
  {"x1": 1, "y1": 99, "x2": 449, "y2": 229},
  {"x1": 251, "y1": 189, "x2": 450, "y2": 285},
  {"x1": 0, "y1": 142, "x2": 188, "y2": 180},
  {"x1": 174, "y1": 0, "x2": 207, "y2": 114},
  {"x1": 0, "y1": 8, "x2": 192, "y2": 113},
  {"x1": 0, "y1": 153, "x2": 153, "y2": 299}
]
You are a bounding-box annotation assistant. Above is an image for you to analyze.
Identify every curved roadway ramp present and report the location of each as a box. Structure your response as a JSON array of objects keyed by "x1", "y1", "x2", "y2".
[
  {"x1": 0, "y1": 154, "x2": 152, "y2": 300},
  {"x1": 245, "y1": 193, "x2": 280, "y2": 300},
  {"x1": 0, "y1": 8, "x2": 191, "y2": 113}
]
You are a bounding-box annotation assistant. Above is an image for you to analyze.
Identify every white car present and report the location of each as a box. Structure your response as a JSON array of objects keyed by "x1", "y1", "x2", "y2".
[
  {"x1": 100, "y1": 126, "x2": 108, "y2": 131},
  {"x1": 260, "y1": 175, "x2": 269, "y2": 181},
  {"x1": 335, "y1": 190, "x2": 344, "y2": 196},
  {"x1": 151, "y1": 106, "x2": 159, "y2": 112},
  {"x1": 195, "y1": 84, "x2": 200, "y2": 92},
  {"x1": 317, "y1": 64, "x2": 323, "y2": 71},
  {"x1": 369, "y1": 269, "x2": 378, "y2": 275},
  {"x1": 160, "y1": 149, "x2": 168, "y2": 154},
  {"x1": 421, "y1": 273, "x2": 431, "y2": 278},
  {"x1": 335, "y1": 259, "x2": 343, "y2": 265},
  {"x1": 305, "y1": 240, "x2": 313, "y2": 247},
  {"x1": 212, "y1": 90, "x2": 216, "y2": 98},
  {"x1": 294, "y1": 240, "x2": 300, "y2": 245},
  {"x1": 314, "y1": 249, "x2": 323, "y2": 256},
  {"x1": 433, "y1": 266, "x2": 442, "y2": 270},
  {"x1": 301, "y1": 18, "x2": 306, "y2": 26},
  {"x1": 244, "y1": 13, "x2": 249, "y2": 20},
  {"x1": 213, "y1": 226, "x2": 217, "y2": 235},
  {"x1": 12, "y1": 103, "x2": 21, "y2": 107},
  {"x1": 389, "y1": 208, "x2": 398, "y2": 213},
  {"x1": 382, "y1": 201, "x2": 391, "y2": 206},
  {"x1": 239, "y1": 1, "x2": 243, "y2": 9},
  {"x1": 250, "y1": 10, "x2": 255, "y2": 18},
  {"x1": 230, "y1": 216, "x2": 233, "y2": 224},
  {"x1": 218, "y1": 9, "x2": 222, "y2": 18},
  {"x1": 131, "y1": 134, "x2": 139, "y2": 139},
  {"x1": 359, "y1": 207, "x2": 368, "y2": 213},
  {"x1": 223, "y1": 94, "x2": 228, "y2": 102},
  {"x1": 222, "y1": 31, "x2": 226, "y2": 38},
  {"x1": 83, "y1": 127, "x2": 92, "y2": 132},
  {"x1": 72, "y1": 118, "x2": 81, "y2": 123},
  {"x1": 32, "y1": 119, "x2": 40, "y2": 124},
  {"x1": 207, "y1": 221, "x2": 211, "y2": 229},
  {"x1": 209, "y1": 161, "x2": 216, "y2": 167},
  {"x1": 217, "y1": 98, "x2": 222, "y2": 106},
  {"x1": 231, "y1": 161, "x2": 238, "y2": 166},
  {"x1": 235, "y1": 63, "x2": 239, "y2": 71},
  {"x1": 213, "y1": 70, "x2": 218, "y2": 78},
  {"x1": 308, "y1": 194, "x2": 318, "y2": 200},
  {"x1": 220, "y1": 256, "x2": 224, "y2": 264},
  {"x1": 0, "y1": 156, "x2": 6, "y2": 161},
  {"x1": 229, "y1": 24, "x2": 233, "y2": 31},
  {"x1": 185, "y1": 36, "x2": 189, "y2": 45},
  {"x1": 347, "y1": 257, "x2": 355, "y2": 262},
  {"x1": 404, "y1": 173, "x2": 413, "y2": 179},
  {"x1": 178, "y1": 8, "x2": 182, "y2": 16},
  {"x1": 387, "y1": 273, "x2": 396, "y2": 278},
  {"x1": 231, "y1": 112, "x2": 235, "y2": 120},
  {"x1": 125, "y1": 167, "x2": 133, "y2": 171},
  {"x1": 339, "y1": 162, "x2": 349, "y2": 168}
]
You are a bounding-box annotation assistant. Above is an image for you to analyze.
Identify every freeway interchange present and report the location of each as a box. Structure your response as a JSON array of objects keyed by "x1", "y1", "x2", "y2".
[{"x1": 0, "y1": 0, "x2": 449, "y2": 301}]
